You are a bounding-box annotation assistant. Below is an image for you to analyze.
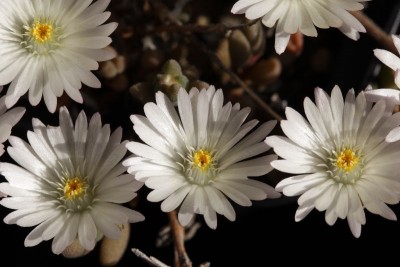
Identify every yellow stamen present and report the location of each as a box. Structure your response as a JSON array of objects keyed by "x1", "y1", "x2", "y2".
[
  {"x1": 336, "y1": 148, "x2": 359, "y2": 172},
  {"x1": 64, "y1": 177, "x2": 86, "y2": 200},
  {"x1": 193, "y1": 149, "x2": 212, "y2": 172},
  {"x1": 31, "y1": 21, "x2": 53, "y2": 43}
]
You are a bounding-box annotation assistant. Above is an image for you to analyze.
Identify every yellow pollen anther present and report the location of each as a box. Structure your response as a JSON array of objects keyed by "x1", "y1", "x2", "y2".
[
  {"x1": 193, "y1": 149, "x2": 212, "y2": 172},
  {"x1": 64, "y1": 177, "x2": 86, "y2": 200},
  {"x1": 336, "y1": 148, "x2": 359, "y2": 172},
  {"x1": 31, "y1": 21, "x2": 53, "y2": 43}
]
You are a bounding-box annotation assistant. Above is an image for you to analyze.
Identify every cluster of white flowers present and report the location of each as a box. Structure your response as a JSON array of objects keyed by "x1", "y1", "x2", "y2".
[{"x1": 0, "y1": 0, "x2": 399, "y2": 259}]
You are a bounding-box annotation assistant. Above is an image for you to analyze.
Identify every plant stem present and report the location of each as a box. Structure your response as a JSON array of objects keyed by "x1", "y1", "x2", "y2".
[
  {"x1": 351, "y1": 11, "x2": 398, "y2": 55},
  {"x1": 167, "y1": 211, "x2": 192, "y2": 267}
]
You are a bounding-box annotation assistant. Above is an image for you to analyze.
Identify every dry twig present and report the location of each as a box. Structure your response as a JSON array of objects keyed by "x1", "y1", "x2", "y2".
[
  {"x1": 132, "y1": 248, "x2": 170, "y2": 267},
  {"x1": 189, "y1": 37, "x2": 283, "y2": 121},
  {"x1": 143, "y1": 20, "x2": 260, "y2": 35},
  {"x1": 351, "y1": 11, "x2": 398, "y2": 55},
  {"x1": 167, "y1": 211, "x2": 192, "y2": 267}
]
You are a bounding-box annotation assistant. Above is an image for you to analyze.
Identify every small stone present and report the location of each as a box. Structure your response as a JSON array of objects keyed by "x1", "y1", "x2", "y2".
[
  {"x1": 229, "y1": 29, "x2": 252, "y2": 68},
  {"x1": 62, "y1": 239, "x2": 90, "y2": 259},
  {"x1": 242, "y1": 57, "x2": 282, "y2": 88},
  {"x1": 114, "y1": 55, "x2": 126, "y2": 74},
  {"x1": 215, "y1": 39, "x2": 231, "y2": 84},
  {"x1": 244, "y1": 21, "x2": 265, "y2": 56},
  {"x1": 216, "y1": 39, "x2": 231, "y2": 69},
  {"x1": 99, "y1": 223, "x2": 131, "y2": 267},
  {"x1": 189, "y1": 80, "x2": 209, "y2": 90},
  {"x1": 197, "y1": 15, "x2": 210, "y2": 26},
  {"x1": 100, "y1": 61, "x2": 118, "y2": 79}
]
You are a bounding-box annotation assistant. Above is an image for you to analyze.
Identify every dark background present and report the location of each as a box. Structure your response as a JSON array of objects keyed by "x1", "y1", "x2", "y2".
[{"x1": 1, "y1": 0, "x2": 400, "y2": 266}]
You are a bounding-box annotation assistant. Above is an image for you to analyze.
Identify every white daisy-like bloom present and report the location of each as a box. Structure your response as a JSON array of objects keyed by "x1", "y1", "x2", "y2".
[
  {"x1": 0, "y1": 0, "x2": 117, "y2": 112},
  {"x1": 365, "y1": 87, "x2": 400, "y2": 143},
  {"x1": 373, "y1": 35, "x2": 400, "y2": 88},
  {"x1": 123, "y1": 86, "x2": 280, "y2": 229},
  {"x1": 265, "y1": 86, "x2": 400, "y2": 237},
  {"x1": 0, "y1": 86, "x2": 25, "y2": 157},
  {"x1": 231, "y1": 0, "x2": 367, "y2": 54},
  {"x1": 0, "y1": 107, "x2": 144, "y2": 254},
  {"x1": 0, "y1": 86, "x2": 25, "y2": 198}
]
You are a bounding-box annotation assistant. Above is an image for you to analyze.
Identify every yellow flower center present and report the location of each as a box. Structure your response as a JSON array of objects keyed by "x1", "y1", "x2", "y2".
[
  {"x1": 336, "y1": 148, "x2": 359, "y2": 172},
  {"x1": 193, "y1": 149, "x2": 213, "y2": 172},
  {"x1": 31, "y1": 21, "x2": 53, "y2": 43},
  {"x1": 64, "y1": 177, "x2": 87, "y2": 200}
]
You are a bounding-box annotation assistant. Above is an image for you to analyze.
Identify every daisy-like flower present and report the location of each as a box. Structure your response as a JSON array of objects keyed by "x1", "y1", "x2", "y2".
[
  {"x1": 373, "y1": 35, "x2": 400, "y2": 88},
  {"x1": 265, "y1": 86, "x2": 400, "y2": 237},
  {"x1": 0, "y1": 86, "x2": 25, "y2": 157},
  {"x1": 0, "y1": 0, "x2": 117, "y2": 112},
  {"x1": 123, "y1": 86, "x2": 280, "y2": 229},
  {"x1": 0, "y1": 107, "x2": 144, "y2": 254},
  {"x1": 231, "y1": 0, "x2": 367, "y2": 54}
]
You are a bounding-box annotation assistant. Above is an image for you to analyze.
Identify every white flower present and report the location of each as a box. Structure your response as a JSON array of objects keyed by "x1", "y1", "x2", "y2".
[
  {"x1": 0, "y1": 86, "x2": 25, "y2": 157},
  {"x1": 0, "y1": 86, "x2": 25, "y2": 198},
  {"x1": 365, "y1": 87, "x2": 400, "y2": 143},
  {"x1": 123, "y1": 86, "x2": 280, "y2": 229},
  {"x1": 265, "y1": 86, "x2": 400, "y2": 237},
  {"x1": 0, "y1": 0, "x2": 117, "y2": 112},
  {"x1": 231, "y1": 0, "x2": 366, "y2": 54},
  {"x1": 373, "y1": 35, "x2": 400, "y2": 88},
  {"x1": 0, "y1": 107, "x2": 144, "y2": 254}
]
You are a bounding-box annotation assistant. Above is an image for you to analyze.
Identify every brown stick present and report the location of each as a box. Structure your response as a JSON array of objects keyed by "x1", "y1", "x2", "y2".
[
  {"x1": 351, "y1": 11, "x2": 398, "y2": 55},
  {"x1": 132, "y1": 248, "x2": 170, "y2": 267},
  {"x1": 149, "y1": 0, "x2": 282, "y2": 121},
  {"x1": 189, "y1": 36, "x2": 283, "y2": 121},
  {"x1": 141, "y1": 20, "x2": 260, "y2": 35},
  {"x1": 167, "y1": 211, "x2": 192, "y2": 267}
]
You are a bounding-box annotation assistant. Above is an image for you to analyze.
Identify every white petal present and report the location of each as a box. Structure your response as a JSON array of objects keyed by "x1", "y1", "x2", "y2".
[
  {"x1": 178, "y1": 188, "x2": 196, "y2": 227},
  {"x1": 17, "y1": 209, "x2": 57, "y2": 227},
  {"x1": 24, "y1": 215, "x2": 59, "y2": 247},
  {"x1": 147, "y1": 178, "x2": 184, "y2": 202},
  {"x1": 335, "y1": 186, "x2": 349, "y2": 219},
  {"x1": 266, "y1": 135, "x2": 314, "y2": 162},
  {"x1": 386, "y1": 127, "x2": 400, "y2": 142},
  {"x1": 178, "y1": 88, "x2": 195, "y2": 144},
  {"x1": 347, "y1": 214, "x2": 361, "y2": 238},
  {"x1": 78, "y1": 212, "x2": 97, "y2": 251},
  {"x1": 51, "y1": 215, "x2": 79, "y2": 254},
  {"x1": 374, "y1": 49, "x2": 400, "y2": 71},
  {"x1": 224, "y1": 155, "x2": 277, "y2": 176},
  {"x1": 231, "y1": 0, "x2": 263, "y2": 14},
  {"x1": 161, "y1": 185, "x2": 191, "y2": 212},
  {"x1": 339, "y1": 24, "x2": 360, "y2": 40},
  {"x1": 295, "y1": 204, "x2": 314, "y2": 222},
  {"x1": 275, "y1": 31, "x2": 290, "y2": 55},
  {"x1": 244, "y1": 0, "x2": 278, "y2": 20},
  {"x1": 91, "y1": 208, "x2": 122, "y2": 240},
  {"x1": 271, "y1": 159, "x2": 316, "y2": 174},
  {"x1": 214, "y1": 181, "x2": 252, "y2": 206},
  {"x1": 365, "y1": 88, "x2": 400, "y2": 105}
]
